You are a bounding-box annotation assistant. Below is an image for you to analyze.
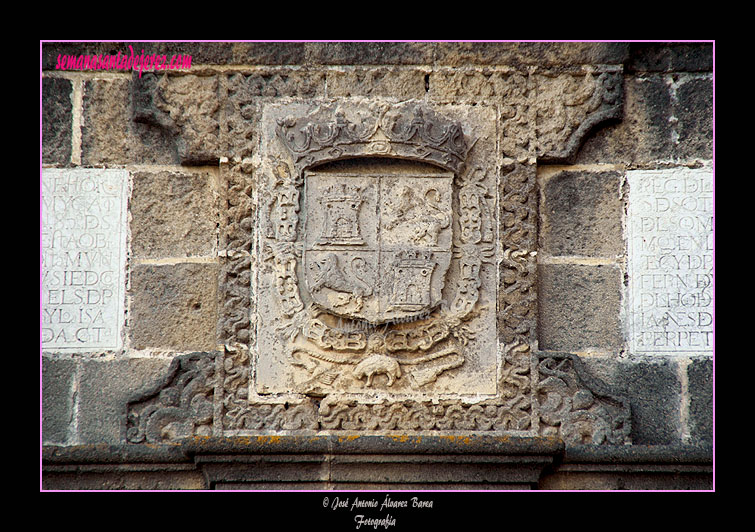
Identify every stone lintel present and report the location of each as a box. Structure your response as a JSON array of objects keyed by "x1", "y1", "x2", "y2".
[{"x1": 42, "y1": 440, "x2": 712, "y2": 490}]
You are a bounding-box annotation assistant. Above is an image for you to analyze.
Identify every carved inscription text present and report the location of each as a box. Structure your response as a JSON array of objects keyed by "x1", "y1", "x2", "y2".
[
  {"x1": 627, "y1": 168, "x2": 714, "y2": 353},
  {"x1": 42, "y1": 169, "x2": 128, "y2": 350}
]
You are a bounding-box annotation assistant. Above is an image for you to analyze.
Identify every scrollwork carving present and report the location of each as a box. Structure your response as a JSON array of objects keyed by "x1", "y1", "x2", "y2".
[
  {"x1": 536, "y1": 69, "x2": 623, "y2": 163},
  {"x1": 536, "y1": 353, "x2": 631, "y2": 445},
  {"x1": 202, "y1": 98, "x2": 631, "y2": 445},
  {"x1": 126, "y1": 353, "x2": 216, "y2": 444}
]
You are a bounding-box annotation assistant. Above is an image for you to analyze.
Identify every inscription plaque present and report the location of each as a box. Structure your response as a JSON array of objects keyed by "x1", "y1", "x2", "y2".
[
  {"x1": 627, "y1": 167, "x2": 714, "y2": 354},
  {"x1": 42, "y1": 168, "x2": 129, "y2": 351}
]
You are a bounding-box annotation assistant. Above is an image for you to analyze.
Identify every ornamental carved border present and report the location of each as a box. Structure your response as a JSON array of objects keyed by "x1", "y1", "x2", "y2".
[{"x1": 127, "y1": 81, "x2": 631, "y2": 446}]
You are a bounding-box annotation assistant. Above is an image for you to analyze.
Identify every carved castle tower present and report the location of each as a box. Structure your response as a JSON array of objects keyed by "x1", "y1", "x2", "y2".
[
  {"x1": 316, "y1": 183, "x2": 364, "y2": 246},
  {"x1": 389, "y1": 250, "x2": 436, "y2": 311}
]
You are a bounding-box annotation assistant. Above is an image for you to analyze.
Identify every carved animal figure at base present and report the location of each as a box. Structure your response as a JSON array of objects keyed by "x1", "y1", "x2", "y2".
[{"x1": 353, "y1": 354, "x2": 402, "y2": 386}]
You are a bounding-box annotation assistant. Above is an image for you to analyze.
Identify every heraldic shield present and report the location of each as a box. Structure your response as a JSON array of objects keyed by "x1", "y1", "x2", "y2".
[{"x1": 303, "y1": 169, "x2": 453, "y2": 324}]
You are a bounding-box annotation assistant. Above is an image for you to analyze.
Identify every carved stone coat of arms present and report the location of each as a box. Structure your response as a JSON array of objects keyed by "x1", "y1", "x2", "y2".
[
  {"x1": 254, "y1": 100, "x2": 498, "y2": 397},
  {"x1": 127, "y1": 85, "x2": 632, "y2": 445}
]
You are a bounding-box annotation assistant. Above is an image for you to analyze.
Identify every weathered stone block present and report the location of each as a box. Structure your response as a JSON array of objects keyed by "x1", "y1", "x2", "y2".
[
  {"x1": 574, "y1": 357, "x2": 684, "y2": 445},
  {"x1": 575, "y1": 75, "x2": 671, "y2": 164},
  {"x1": 42, "y1": 358, "x2": 77, "y2": 445},
  {"x1": 613, "y1": 360, "x2": 681, "y2": 445},
  {"x1": 687, "y1": 358, "x2": 713, "y2": 445},
  {"x1": 154, "y1": 74, "x2": 221, "y2": 165},
  {"x1": 129, "y1": 72, "x2": 221, "y2": 165},
  {"x1": 676, "y1": 76, "x2": 713, "y2": 160},
  {"x1": 627, "y1": 43, "x2": 713, "y2": 73},
  {"x1": 535, "y1": 70, "x2": 624, "y2": 163},
  {"x1": 129, "y1": 263, "x2": 218, "y2": 351},
  {"x1": 576, "y1": 73, "x2": 712, "y2": 164},
  {"x1": 306, "y1": 42, "x2": 434, "y2": 65},
  {"x1": 537, "y1": 264, "x2": 623, "y2": 351},
  {"x1": 77, "y1": 358, "x2": 173, "y2": 444},
  {"x1": 231, "y1": 42, "x2": 306, "y2": 65},
  {"x1": 42, "y1": 77, "x2": 73, "y2": 165},
  {"x1": 326, "y1": 68, "x2": 426, "y2": 99},
  {"x1": 81, "y1": 78, "x2": 178, "y2": 165},
  {"x1": 130, "y1": 171, "x2": 217, "y2": 260},
  {"x1": 434, "y1": 42, "x2": 629, "y2": 66},
  {"x1": 540, "y1": 170, "x2": 624, "y2": 257}
]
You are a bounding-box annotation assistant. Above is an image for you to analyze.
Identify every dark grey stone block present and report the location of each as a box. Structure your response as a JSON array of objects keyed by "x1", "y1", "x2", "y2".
[
  {"x1": 688, "y1": 358, "x2": 713, "y2": 445},
  {"x1": 541, "y1": 170, "x2": 624, "y2": 257},
  {"x1": 575, "y1": 75, "x2": 674, "y2": 164},
  {"x1": 576, "y1": 71, "x2": 712, "y2": 165},
  {"x1": 42, "y1": 77, "x2": 73, "y2": 165},
  {"x1": 576, "y1": 358, "x2": 687, "y2": 446},
  {"x1": 627, "y1": 43, "x2": 713, "y2": 73},
  {"x1": 676, "y1": 77, "x2": 713, "y2": 160},
  {"x1": 42, "y1": 358, "x2": 77, "y2": 445},
  {"x1": 614, "y1": 359, "x2": 682, "y2": 445},
  {"x1": 77, "y1": 358, "x2": 173, "y2": 444}
]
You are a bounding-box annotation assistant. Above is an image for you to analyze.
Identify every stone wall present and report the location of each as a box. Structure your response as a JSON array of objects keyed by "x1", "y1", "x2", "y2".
[{"x1": 41, "y1": 41, "x2": 714, "y2": 491}]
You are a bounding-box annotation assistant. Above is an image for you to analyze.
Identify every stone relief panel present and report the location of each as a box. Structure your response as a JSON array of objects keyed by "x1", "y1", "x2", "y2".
[
  {"x1": 535, "y1": 68, "x2": 623, "y2": 163},
  {"x1": 255, "y1": 100, "x2": 498, "y2": 398},
  {"x1": 126, "y1": 89, "x2": 631, "y2": 444}
]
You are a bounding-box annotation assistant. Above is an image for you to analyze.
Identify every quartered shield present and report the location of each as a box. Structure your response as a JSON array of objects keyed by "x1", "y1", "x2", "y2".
[{"x1": 303, "y1": 169, "x2": 453, "y2": 324}]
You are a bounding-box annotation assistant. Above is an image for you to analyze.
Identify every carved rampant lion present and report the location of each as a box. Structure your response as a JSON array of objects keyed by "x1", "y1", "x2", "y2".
[
  {"x1": 308, "y1": 253, "x2": 372, "y2": 297},
  {"x1": 384, "y1": 185, "x2": 450, "y2": 246}
]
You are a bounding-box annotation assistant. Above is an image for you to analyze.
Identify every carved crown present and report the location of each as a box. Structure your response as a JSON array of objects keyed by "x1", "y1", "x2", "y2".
[
  {"x1": 394, "y1": 249, "x2": 435, "y2": 269},
  {"x1": 276, "y1": 102, "x2": 472, "y2": 174},
  {"x1": 322, "y1": 183, "x2": 362, "y2": 203}
]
